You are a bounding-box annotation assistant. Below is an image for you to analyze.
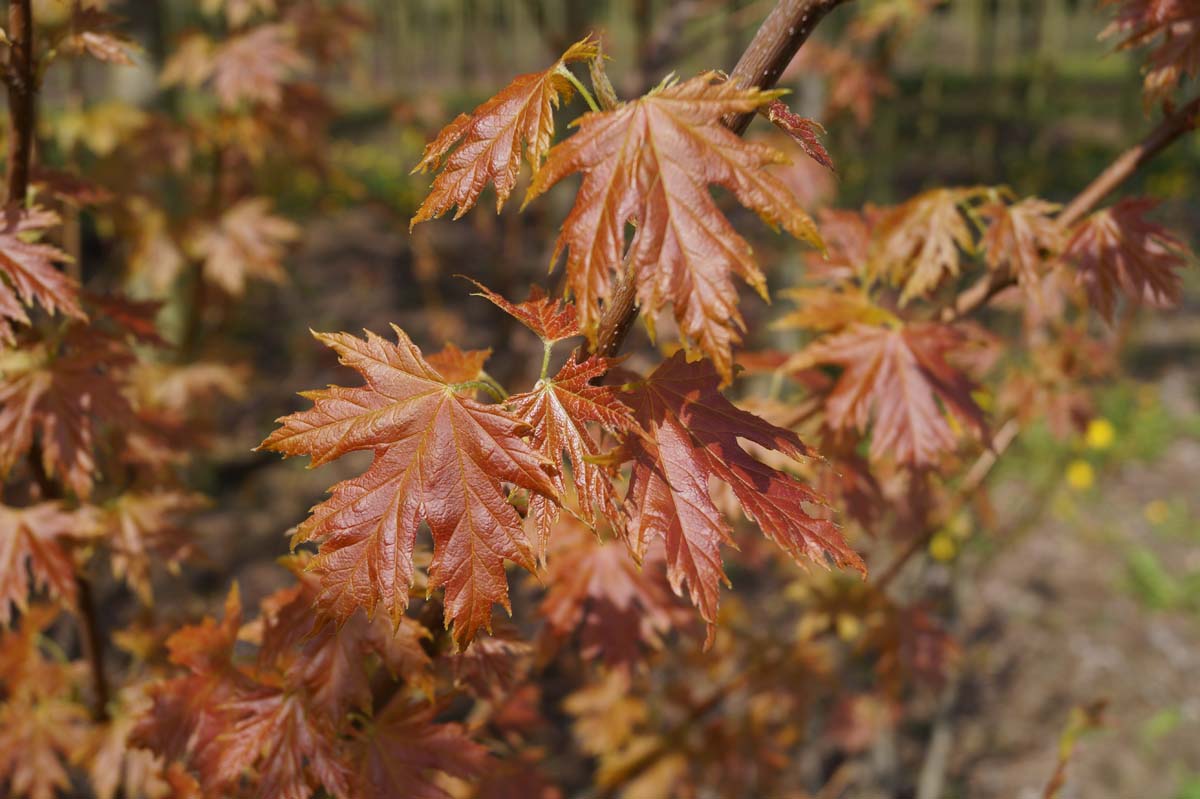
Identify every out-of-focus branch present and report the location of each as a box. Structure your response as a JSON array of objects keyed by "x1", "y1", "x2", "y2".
[
  {"x1": 945, "y1": 94, "x2": 1200, "y2": 322},
  {"x1": 873, "y1": 418, "x2": 1020, "y2": 592}
]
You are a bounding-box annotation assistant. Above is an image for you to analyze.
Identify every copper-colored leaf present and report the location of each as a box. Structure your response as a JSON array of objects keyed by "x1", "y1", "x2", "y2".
[
  {"x1": 794, "y1": 323, "x2": 985, "y2": 465},
  {"x1": 0, "y1": 503, "x2": 90, "y2": 625},
  {"x1": 424, "y1": 342, "x2": 492, "y2": 384},
  {"x1": 509, "y1": 354, "x2": 636, "y2": 559},
  {"x1": 527, "y1": 73, "x2": 822, "y2": 382},
  {"x1": 541, "y1": 521, "x2": 681, "y2": 666},
  {"x1": 61, "y1": 9, "x2": 136, "y2": 65},
  {"x1": 620, "y1": 353, "x2": 863, "y2": 637},
  {"x1": 212, "y1": 25, "x2": 307, "y2": 109},
  {"x1": 96, "y1": 491, "x2": 205, "y2": 605},
  {"x1": 1103, "y1": 0, "x2": 1200, "y2": 105},
  {"x1": 0, "y1": 687, "x2": 90, "y2": 799},
  {"x1": 191, "y1": 197, "x2": 299, "y2": 296},
  {"x1": 872, "y1": 188, "x2": 977, "y2": 303},
  {"x1": 352, "y1": 697, "x2": 488, "y2": 799},
  {"x1": 260, "y1": 325, "x2": 557, "y2": 646},
  {"x1": 980, "y1": 197, "x2": 1064, "y2": 288},
  {"x1": 471, "y1": 280, "x2": 580, "y2": 342},
  {"x1": 0, "y1": 208, "x2": 84, "y2": 343},
  {"x1": 205, "y1": 680, "x2": 351, "y2": 799},
  {"x1": 0, "y1": 333, "x2": 136, "y2": 498},
  {"x1": 1060, "y1": 198, "x2": 1191, "y2": 321},
  {"x1": 411, "y1": 37, "x2": 598, "y2": 226}
]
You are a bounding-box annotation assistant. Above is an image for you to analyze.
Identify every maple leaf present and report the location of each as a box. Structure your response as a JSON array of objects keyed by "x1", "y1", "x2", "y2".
[
  {"x1": 804, "y1": 207, "x2": 876, "y2": 283},
  {"x1": 1102, "y1": 0, "x2": 1200, "y2": 104},
  {"x1": 0, "y1": 688, "x2": 90, "y2": 799},
  {"x1": 352, "y1": 697, "x2": 488, "y2": 799},
  {"x1": 793, "y1": 323, "x2": 986, "y2": 465},
  {"x1": 84, "y1": 686, "x2": 181, "y2": 799},
  {"x1": 0, "y1": 332, "x2": 137, "y2": 498},
  {"x1": 619, "y1": 353, "x2": 863, "y2": 637},
  {"x1": 773, "y1": 286, "x2": 897, "y2": 334},
  {"x1": 509, "y1": 354, "x2": 636, "y2": 559},
  {"x1": 541, "y1": 521, "x2": 682, "y2": 667},
  {"x1": 204, "y1": 678, "x2": 352, "y2": 799},
  {"x1": 527, "y1": 73, "x2": 822, "y2": 382},
  {"x1": 0, "y1": 503, "x2": 93, "y2": 625},
  {"x1": 131, "y1": 586, "x2": 244, "y2": 763},
  {"x1": 763, "y1": 98, "x2": 835, "y2": 171},
  {"x1": 0, "y1": 207, "x2": 85, "y2": 343},
  {"x1": 470, "y1": 280, "x2": 580, "y2": 342},
  {"x1": 60, "y1": 8, "x2": 136, "y2": 65},
  {"x1": 793, "y1": 42, "x2": 895, "y2": 127},
  {"x1": 0, "y1": 608, "x2": 90, "y2": 799},
  {"x1": 190, "y1": 197, "x2": 299, "y2": 295},
  {"x1": 980, "y1": 197, "x2": 1064, "y2": 288},
  {"x1": 260, "y1": 325, "x2": 557, "y2": 646},
  {"x1": 871, "y1": 188, "x2": 978, "y2": 303},
  {"x1": 256, "y1": 557, "x2": 434, "y2": 720},
  {"x1": 212, "y1": 24, "x2": 308, "y2": 108},
  {"x1": 425, "y1": 342, "x2": 492, "y2": 384},
  {"x1": 1060, "y1": 198, "x2": 1191, "y2": 321},
  {"x1": 411, "y1": 36, "x2": 598, "y2": 226},
  {"x1": 96, "y1": 491, "x2": 205, "y2": 605}
]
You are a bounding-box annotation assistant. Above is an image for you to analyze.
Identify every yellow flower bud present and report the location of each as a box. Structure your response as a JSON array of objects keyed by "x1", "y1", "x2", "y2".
[
  {"x1": 1085, "y1": 418, "x2": 1115, "y2": 450},
  {"x1": 1066, "y1": 459, "x2": 1095, "y2": 491},
  {"x1": 929, "y1": 533, "x2": 957, "y2": 562}
]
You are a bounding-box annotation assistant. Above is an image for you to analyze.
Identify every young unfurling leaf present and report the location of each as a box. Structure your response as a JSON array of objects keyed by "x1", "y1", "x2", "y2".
[{"x1": 509, "y1": 354, "x2": 636, "y2": 559}]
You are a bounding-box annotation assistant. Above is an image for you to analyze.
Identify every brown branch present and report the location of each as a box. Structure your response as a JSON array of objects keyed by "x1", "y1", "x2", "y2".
[
  {"x1": 1059, "y1": 94, "x2": 1200, "y2": 228},
  {"x1": 588, "y1": 0, "x2": 854, "y2": 361},
  {"x1": 4, "y1": 0, "x2": 35, "y2": 205},
  {"x1": 945, "y1": 94, "x2": 1200, "y2": 322}
]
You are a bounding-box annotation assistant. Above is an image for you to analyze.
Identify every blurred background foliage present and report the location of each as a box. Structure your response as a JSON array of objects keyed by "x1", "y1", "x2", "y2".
[{"x1": 21, "y1": 1, "x2": 1198, "y2": 796}]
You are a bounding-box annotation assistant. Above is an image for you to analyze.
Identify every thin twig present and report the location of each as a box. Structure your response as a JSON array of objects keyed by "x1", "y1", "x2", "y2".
[{"x1": 944, "y1": 94, "x2": 1200, "y2": 322}]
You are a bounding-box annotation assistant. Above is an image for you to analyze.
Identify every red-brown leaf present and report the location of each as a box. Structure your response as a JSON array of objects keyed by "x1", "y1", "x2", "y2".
[
  {"x1": 205, "y1": 680, "x2": 351, "y2": 799},
  {"x1": 0, "y1": 208, "x2": 84, "y2": 343},
  {"x1": 871, "y1": 188, "x2": 977, "y2": 303},
  {"x1": 620, "y1": 353, "x2": 863, "y2": 637},
  {"x1": 764, "y1": 98, "x2": 835, "y2": 171},
  {"x1": 411, "y1": 37, "x2": 599, "y2": 226},
  {"x1": 980, "y1": 197, "x2": 1064, "y2": 288},
  {"x1": 191, "y1": 197, "x2": 299, "y2": 296},
  {"x1": 352, "y1": 698, "x2": 489, "y2": 799},
  {"x1": 259, "y1": 325, "x2": 557, "y2": 647},
  {"x1": 0, "y1": 503, "x2": 90, "y2": 625},
  {"x1": 509, "y1": 354, "x2": 636, "y2": 559},
  {"x1": 795, "y1": 323, "x2": 985, "y2": 465},
  {"x1": 1060, "y1": 198, "x2": 1191, "y2": 321},
  {"x1": 527, "y1": 73, "x2": 822, "y2": 382},
  {"x1": 541, "y1": 521, "x2": 682, "y2": 666},
  {"x1": 0, "y1": 334, "x2": 137, "y2": 498},
  {"x1": 471, "y1": 280, "x2": 580, "y2": 342}
]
